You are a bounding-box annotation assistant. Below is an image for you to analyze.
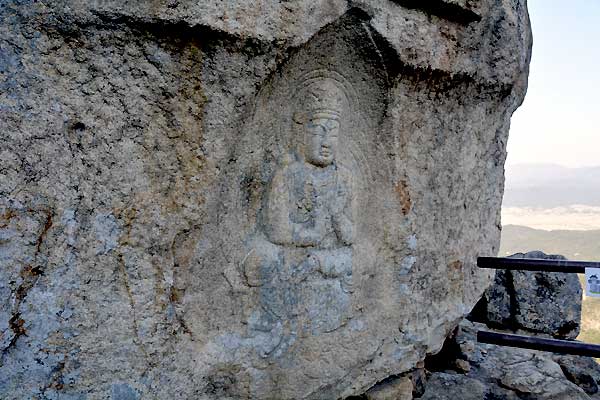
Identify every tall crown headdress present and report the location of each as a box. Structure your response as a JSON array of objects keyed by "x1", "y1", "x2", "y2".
[{"x1": 293, "y1": 77, "x2": 349, "y2": 123}]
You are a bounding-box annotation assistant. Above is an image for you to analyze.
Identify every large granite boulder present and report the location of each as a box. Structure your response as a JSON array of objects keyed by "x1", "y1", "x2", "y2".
[
  {"x1": 0, "y1": 1, "x2": 531, "y2": 398},
  {"x1": 485, "y1": 251, "x2": 583, "y2": 339}
]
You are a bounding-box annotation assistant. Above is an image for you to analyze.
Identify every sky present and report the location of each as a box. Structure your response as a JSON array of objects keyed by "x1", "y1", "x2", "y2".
[{"x1": 506, "y1": 0, "x2": 600, "y2": 168}]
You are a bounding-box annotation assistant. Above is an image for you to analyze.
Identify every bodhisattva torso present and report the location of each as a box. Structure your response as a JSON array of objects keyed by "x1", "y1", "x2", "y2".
[{"x1": 265, "y1": 160, "x2": 353, "y2": 250}]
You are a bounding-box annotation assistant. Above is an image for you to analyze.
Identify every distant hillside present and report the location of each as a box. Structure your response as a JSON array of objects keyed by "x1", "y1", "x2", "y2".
[
  {"x1": 504, "y1": 163, "x2": 600, "y2": 207},
  {"x1": 499, "y1": 224, "x2": 600, "y2": 260},
  {"x1": 502, "y1": 205, "x2": 600, "y2": 231}
]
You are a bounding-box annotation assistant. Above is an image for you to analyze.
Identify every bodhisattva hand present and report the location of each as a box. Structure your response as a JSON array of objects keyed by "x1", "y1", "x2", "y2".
[
  {"x1": 291, "y1": 253, "x2": 320, "y2": 283},
  {"x1": 329, "y1": 181, "x2": 349, "y2": 218},
  {"x1": 301, "y1": 180, "x2": 315, "y2": 210},
  {"x1": 330, "y1": 182, "x2": 353, "y2": 245}
]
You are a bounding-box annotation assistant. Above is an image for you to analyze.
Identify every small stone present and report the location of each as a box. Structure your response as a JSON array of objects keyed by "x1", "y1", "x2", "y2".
[
  {"x1": 366, "y1": 376, "x2": 413, "y2": 400},
  {"x1": 454, "y1": 359, "x2": 470, "y2": 373}
]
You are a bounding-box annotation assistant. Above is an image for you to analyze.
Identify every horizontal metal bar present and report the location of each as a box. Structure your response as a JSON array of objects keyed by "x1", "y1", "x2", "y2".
[
  {"x1": 477, "y1": 331, "x2": 600, "y2": 358},
  {"x1": 477, "y1": 257, "x2": 597, "y2": 273}
]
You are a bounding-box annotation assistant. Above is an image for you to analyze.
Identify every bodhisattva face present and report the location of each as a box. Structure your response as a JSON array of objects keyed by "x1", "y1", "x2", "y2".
[{"x1": 304, "y1": 114, "x2": 340, "y2": 167}]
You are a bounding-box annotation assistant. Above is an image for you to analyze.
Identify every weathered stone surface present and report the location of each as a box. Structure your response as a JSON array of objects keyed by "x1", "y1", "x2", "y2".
[
  {"x1": 420, "y1": 372, "x2": 487, "y2": 400},
  {"x1": 0, "y1": 1, "x2": 531, "y2": 398},
  {"x1": 554, "y1": 354, "x2": 600, "y2": 395},
  {"x1": 486, "y1": 251, "x2": 583, "y2": 338}
]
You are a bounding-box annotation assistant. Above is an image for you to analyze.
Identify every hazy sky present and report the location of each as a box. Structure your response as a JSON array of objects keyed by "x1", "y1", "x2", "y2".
[{"x1": 506, "y1": 0, "x2": 600, "y2": 168}]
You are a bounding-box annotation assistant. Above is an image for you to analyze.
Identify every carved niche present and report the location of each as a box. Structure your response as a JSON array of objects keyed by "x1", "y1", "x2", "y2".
[{"x1": 226, "y1": 12, "x2": 397, "y2": 360}]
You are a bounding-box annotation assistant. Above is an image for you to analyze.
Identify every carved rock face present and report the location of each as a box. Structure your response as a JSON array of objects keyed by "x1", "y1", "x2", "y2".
[{"x1": 0, "y1": 1, "x2": 531, "y2": 399}]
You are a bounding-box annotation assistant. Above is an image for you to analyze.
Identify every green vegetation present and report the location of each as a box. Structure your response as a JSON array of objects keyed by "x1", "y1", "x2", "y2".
[{"x1": 580, "y1": 297, "x2": 600, "y2": 344}]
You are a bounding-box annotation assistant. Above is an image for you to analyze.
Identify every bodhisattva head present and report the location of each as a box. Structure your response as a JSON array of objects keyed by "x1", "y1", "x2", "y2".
[
  {"x1": 294, "y1": 78, "x2": 348, "y2": 168},
  {"x1": 304, "y1": 111, "x2": 339, "y2": 167}
]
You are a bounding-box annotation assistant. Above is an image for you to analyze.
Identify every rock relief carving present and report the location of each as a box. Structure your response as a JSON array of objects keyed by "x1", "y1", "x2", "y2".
[{"x1": 243, "y1": 74, "x2": 359, "y2": 358}]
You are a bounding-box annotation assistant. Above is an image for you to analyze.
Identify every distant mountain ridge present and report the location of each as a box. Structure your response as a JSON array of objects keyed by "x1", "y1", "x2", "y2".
[{"x1": 504, "y1": 163, "x2": 600, "y2": 207}]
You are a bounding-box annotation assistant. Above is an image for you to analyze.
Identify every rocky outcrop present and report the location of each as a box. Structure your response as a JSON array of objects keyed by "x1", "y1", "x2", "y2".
[
  {"x1": 413, "y1": 251, "x2": 598, "y2": 400},
  {"x1": 0, "y1": 1, "x2": 531, "y2": 398},
  {"x1": 419, "y1": 320, "x2": 600, "y2": 400},
  {"x1": 555, "y1": 354, "x2": 600, "y2": 395}
]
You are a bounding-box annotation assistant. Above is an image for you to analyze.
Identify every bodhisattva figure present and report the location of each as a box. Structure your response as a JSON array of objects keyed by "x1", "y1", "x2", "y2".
[{"x1": 244, "y1": 78, "x2": 354, "y2": 358}]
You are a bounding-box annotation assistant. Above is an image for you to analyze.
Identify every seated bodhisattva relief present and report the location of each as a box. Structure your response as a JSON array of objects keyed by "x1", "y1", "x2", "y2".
[{"x1": 244, "y1": 77, "x2": 355, "y2": 357}]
